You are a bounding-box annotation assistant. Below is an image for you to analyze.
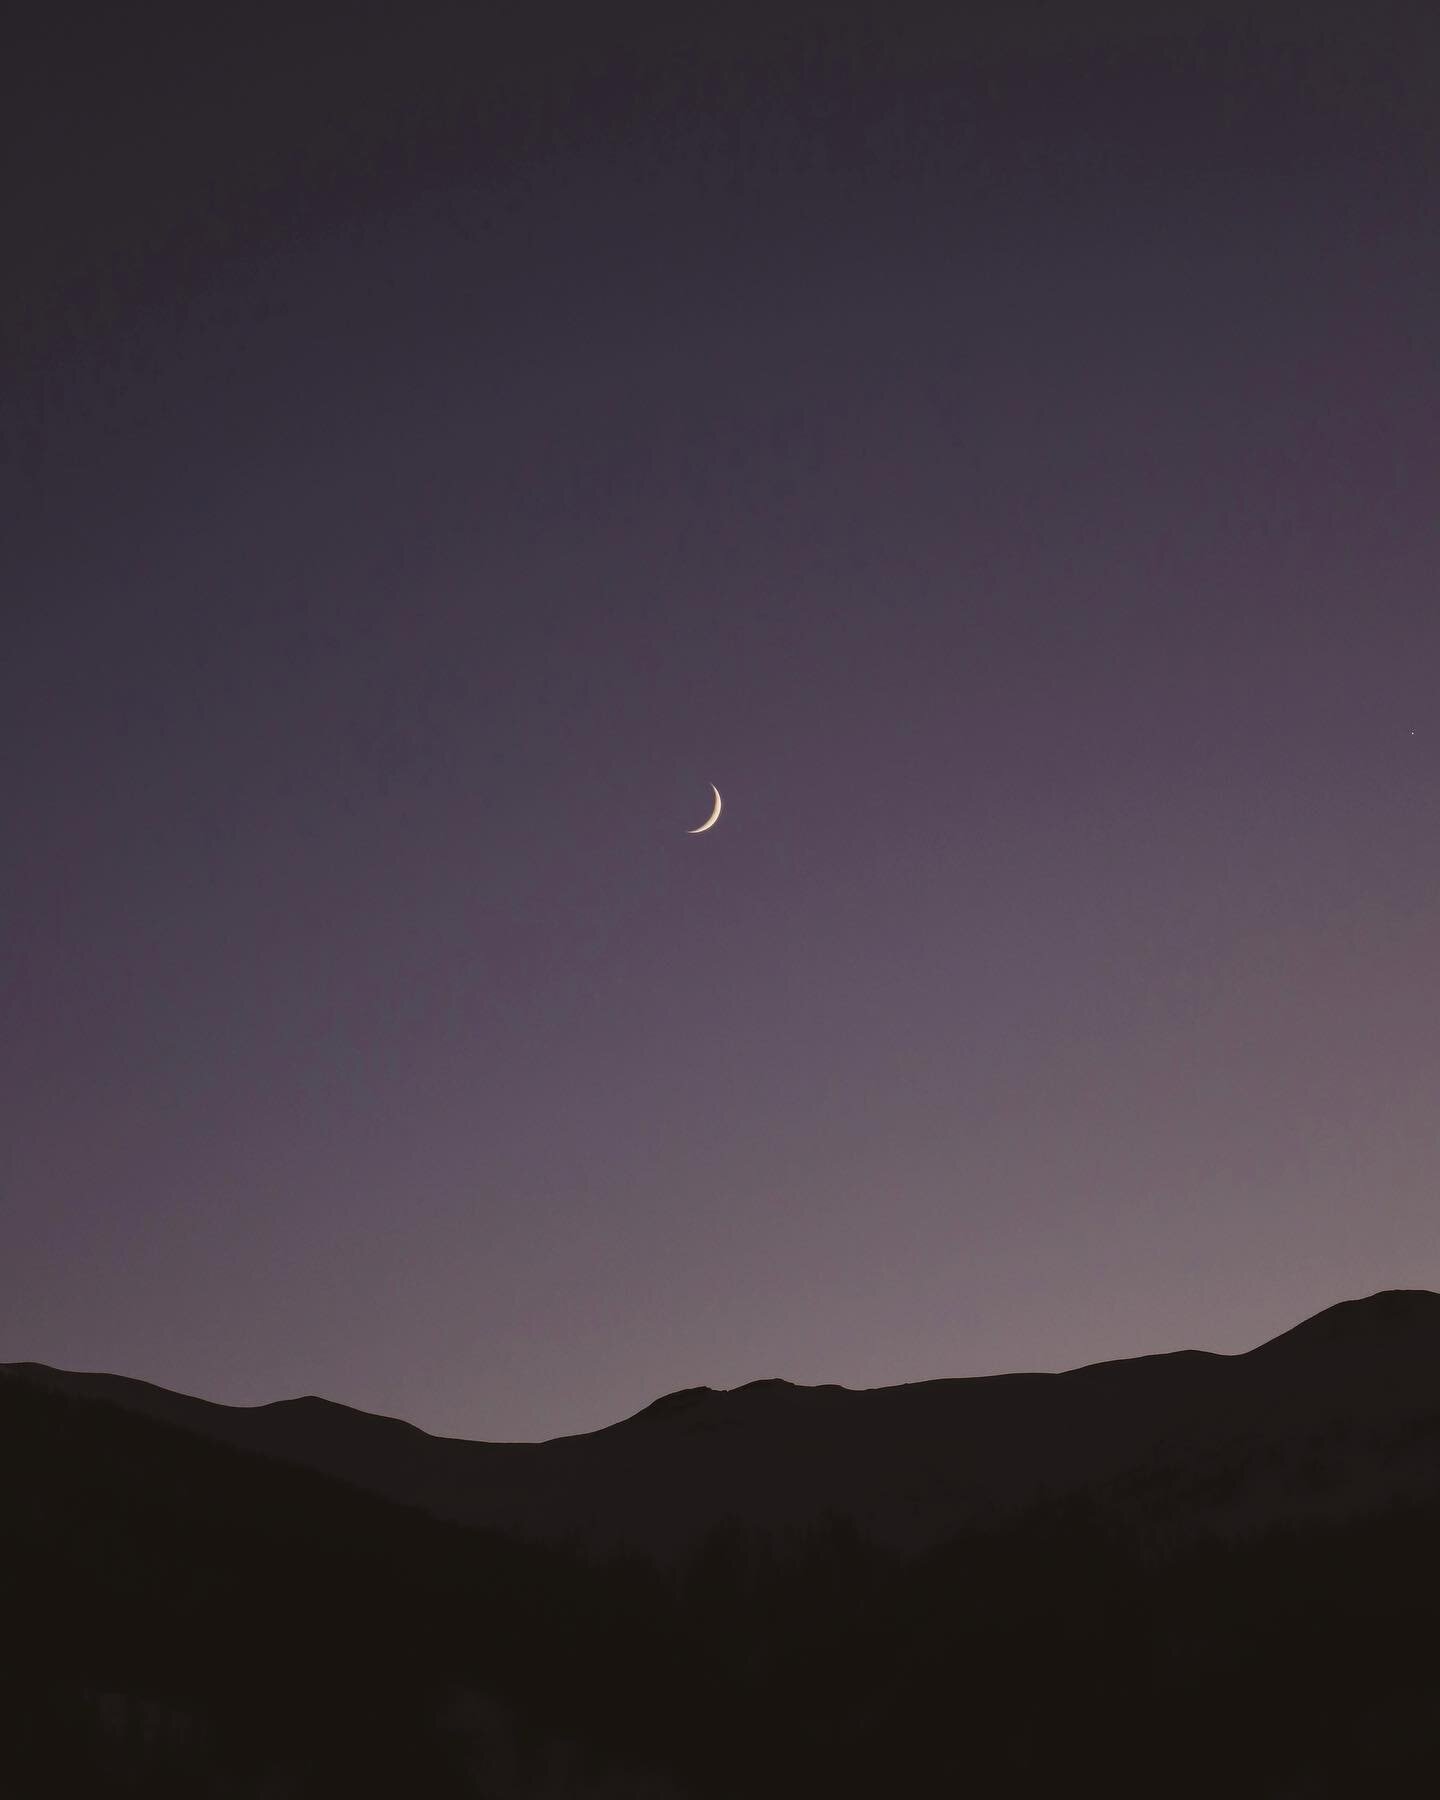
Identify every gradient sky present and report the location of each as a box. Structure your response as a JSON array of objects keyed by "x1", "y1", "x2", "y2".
[{"x1": 5, "y1": 3, "x2": 1439, "y2": 1441}]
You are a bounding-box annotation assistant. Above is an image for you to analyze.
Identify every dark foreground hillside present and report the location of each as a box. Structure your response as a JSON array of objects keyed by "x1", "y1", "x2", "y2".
[
  {"x1": 4, "y1": 1372, "x2": 1440, "y2": 1796},
  {"x1": 0, "y1": 1376, "x2": 686, "y2": 1798}
]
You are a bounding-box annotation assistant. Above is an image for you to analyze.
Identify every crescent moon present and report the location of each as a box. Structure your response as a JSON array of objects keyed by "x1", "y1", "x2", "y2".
[{"x1": 688, "y1": 784, "x2": 723, "y2": 834}]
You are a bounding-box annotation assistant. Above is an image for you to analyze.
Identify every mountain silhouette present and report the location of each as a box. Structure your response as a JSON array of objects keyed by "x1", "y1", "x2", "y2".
[
  {"x1": 9, "y1": 1288, "x2": 1440, "y2": 1556},
  {"x1": 6, "y1": 1292, "x2": 1440, "y2": 1795}
]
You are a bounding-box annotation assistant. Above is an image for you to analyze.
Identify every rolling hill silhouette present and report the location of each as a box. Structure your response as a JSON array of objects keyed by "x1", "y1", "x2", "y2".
[
  {"x1": 9, "y1": 1288, "x2": 1440, "y2": 1556},
  {"x1": 7, "y1": 1291, "x2": 1440, "y2": 1796}
]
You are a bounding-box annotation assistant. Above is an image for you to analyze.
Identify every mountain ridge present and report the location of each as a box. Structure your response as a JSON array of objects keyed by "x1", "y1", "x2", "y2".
[{"x1": 7, "y1": 1287, "x2": 1439, "y2": 1556}]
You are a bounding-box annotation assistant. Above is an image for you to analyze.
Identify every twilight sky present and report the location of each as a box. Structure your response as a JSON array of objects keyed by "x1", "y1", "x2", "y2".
[{"x1": 5, "y1": 2, "x2": 1439, "y2": 1441}]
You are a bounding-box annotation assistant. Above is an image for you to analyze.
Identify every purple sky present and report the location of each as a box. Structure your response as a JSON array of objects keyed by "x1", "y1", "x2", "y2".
[{"x1": 5, "y1": 4, "x2": 1439, "y2": 1441}]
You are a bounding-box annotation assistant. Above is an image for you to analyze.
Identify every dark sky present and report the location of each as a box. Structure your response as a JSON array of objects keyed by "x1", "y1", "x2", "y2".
[{"x1": 5, "y1": 2, "x2": 1439, "y2": 1441}]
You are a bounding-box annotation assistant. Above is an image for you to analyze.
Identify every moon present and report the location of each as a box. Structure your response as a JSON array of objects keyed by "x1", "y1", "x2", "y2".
[{"x1": 688, "y1": 784, "x2": 723, "y2": 834}]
